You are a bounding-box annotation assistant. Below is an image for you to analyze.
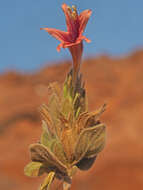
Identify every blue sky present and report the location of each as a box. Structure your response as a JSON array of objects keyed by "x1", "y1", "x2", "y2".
[{"x1": 0, "y1": 0, "x2": 143, "y2": 72}]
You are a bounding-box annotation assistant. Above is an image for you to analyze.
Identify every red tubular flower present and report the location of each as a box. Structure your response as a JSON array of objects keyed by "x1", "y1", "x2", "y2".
[{"x1": 41, "y1": 4, "x2": 92, "y2": 79}]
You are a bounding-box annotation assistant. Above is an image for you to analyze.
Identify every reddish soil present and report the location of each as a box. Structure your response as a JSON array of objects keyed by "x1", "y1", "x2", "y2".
[{"x1": 0, "y1": 50, "x2": 143, "y2": 190}]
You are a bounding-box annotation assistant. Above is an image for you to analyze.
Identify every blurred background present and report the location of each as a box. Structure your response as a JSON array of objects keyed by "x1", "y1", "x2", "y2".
[{"x1": 0, "y1": 0, "x2": 143, "y2": 190}]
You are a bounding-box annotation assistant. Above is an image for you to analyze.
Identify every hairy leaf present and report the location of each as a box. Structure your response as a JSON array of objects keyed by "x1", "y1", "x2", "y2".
[
  {"x1": 29, "y1": 143, "x2": 67, "y2": 174},
  {"x1": 24, "y1": 162, "x2": 44, "y2": 177},
  {"x1": 40, "y1": 121, "x2": 56, "y2": 148},
  {"x1": 74, "y1": 123, "x2": 106, "y2": 163}
]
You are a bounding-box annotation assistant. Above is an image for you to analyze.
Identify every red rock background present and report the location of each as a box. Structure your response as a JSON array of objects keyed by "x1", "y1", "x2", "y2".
[{"x1": 0, "y1": 50, "x2": 143, "y2": 190}]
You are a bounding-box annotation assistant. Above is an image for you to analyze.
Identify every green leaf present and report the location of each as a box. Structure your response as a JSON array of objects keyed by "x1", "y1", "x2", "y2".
[
  {"x1": 41, "y1": 122, "x2": 67, "y2": 164},
  {"x1": 51, "y1": 140, "x2": 67, "y2": 165},
  {"x1": 74, "y1": 123, "x2": 106, "y2": 164},
  {"x1": 63, "y1": 81, "x2": 68, "y2": 98},
  {"x1": 41, "y1": 121, "x2": 54, "y2": 148},
  {"x1": 85, "y1": 124, "x2": 106, "y2": 158},
  {"x1": 29, "y1": 143, "x2": 67, "y2": 174},
  {"x1": 39, "y1": 171, "x2": 55, "y2": 190},
  {"x1": 63, "y1": 71, "x2": 73, "y2": 100},
  {"x1": 75, "y1": 107, "x2": 81, "y2": 119},
  {"x1": 24, "y1": 162, "x2": 44, "y2": 177}
]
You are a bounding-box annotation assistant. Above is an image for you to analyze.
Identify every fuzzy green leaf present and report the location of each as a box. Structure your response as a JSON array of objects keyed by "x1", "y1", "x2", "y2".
[
  {"x1": 24, "y1": 162, "x2": 44, "y2": 177},
  {"x1": 40, "y1": 121, "x2": 55, "y2": 148},
  {"x1": 85, "y1": 124, "x2": 106, "y2": 158},
  {"x1": 74, "y1": 123, "x2": 106, "y2": 163},
  {"x1": 29, "y1": 143, "x2": 67, "y2": 174},
  {"x1": 51, "y1": 140, "x2": 67, "y2": 165}
]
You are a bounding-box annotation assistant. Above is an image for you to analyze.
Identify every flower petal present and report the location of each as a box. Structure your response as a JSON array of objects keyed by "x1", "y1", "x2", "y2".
[
  {"x1": 61, "y1": 4, "x2": 77, "y2": 37},
  {"x1": 40, "y1": 27, "x2": 70, "y2": 43},
  {"x1": 78, "y1": 9, "x2": 92, "y2": 35},
  {"x1": 57, "y1": 43, "x2": 64, "y2": 52},
  {"x1": 41, "y1": 4, "x2": 91, "y2": 51},
  {"x1": 80, "y1": 35, "x2": 91, "y2": 43},
  {"x1": 57, "y1": 39, "x2": 82, "y2": 50}
]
